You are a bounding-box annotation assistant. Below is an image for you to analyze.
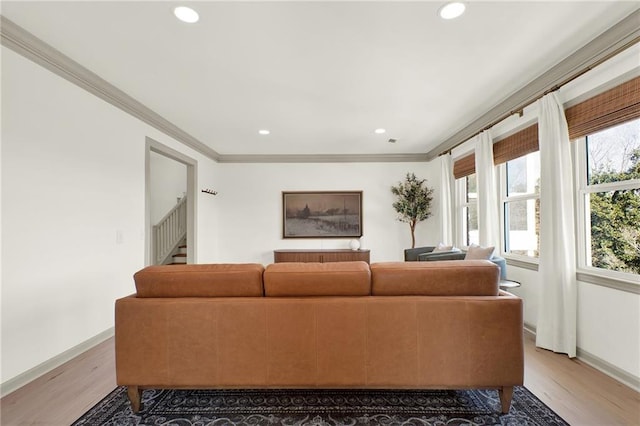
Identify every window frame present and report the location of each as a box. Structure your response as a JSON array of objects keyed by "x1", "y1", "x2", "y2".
[
  {"x1": 454, "y1": 173, "x2": 477, "y2": 248},
  {"x1": 574, "y1": 135, "x2": 640, "y2": 285},
  {"x1": 498, "y1": 153, "x2": 540, "y2": 264}
]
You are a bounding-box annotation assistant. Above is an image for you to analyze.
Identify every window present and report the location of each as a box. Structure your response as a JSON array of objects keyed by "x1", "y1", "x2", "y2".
[
  {"x1": 457, "y1": 174, "x2": 478, "y2": 246},
  {"x1": 453, "y1": 153, "x2": 477, "y2": 247},
  {"x1": 500, "y1": 151, "x2": 540, "y2": 258},
  {"x1": 577, "y1": 118, "x2": 640, "y2": 276}
]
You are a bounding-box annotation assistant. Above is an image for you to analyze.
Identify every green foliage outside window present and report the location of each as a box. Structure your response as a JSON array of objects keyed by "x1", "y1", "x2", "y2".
[{"x1": 589, "y1": 149, "x2": 640, "y2": 274}]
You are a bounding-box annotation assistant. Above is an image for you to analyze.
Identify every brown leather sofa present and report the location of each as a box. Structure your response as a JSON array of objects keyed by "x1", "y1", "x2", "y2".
[{"x1": 115, "y1": 260, "x2": 524, "y2": 414}]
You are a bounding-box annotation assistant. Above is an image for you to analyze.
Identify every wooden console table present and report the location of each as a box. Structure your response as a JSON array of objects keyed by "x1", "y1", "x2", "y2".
[{"x1": 274, "y1": 249, "x2": 370, "y2": 264}]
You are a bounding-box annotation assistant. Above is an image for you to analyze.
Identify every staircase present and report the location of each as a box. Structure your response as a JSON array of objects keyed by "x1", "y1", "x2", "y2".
[
  {"x1": 169, "y1": 243, "x2": 188, "y2": 265},
  {"x1": 153, "y1": 196, "x2": 187, "y2": 265}
]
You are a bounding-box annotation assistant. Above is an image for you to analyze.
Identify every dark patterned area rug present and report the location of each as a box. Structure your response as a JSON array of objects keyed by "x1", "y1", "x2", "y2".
[{"x1": 72, "y1": 387, "x2": 569, "y2": 426}]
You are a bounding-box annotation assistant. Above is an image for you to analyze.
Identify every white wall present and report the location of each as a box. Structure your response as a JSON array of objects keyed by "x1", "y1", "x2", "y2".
[
  {"x1": 149, "y1": 151, "x2": 187, "y2": 225},
  {"x1": 214, "y1": 162, "x2": 442, "y2": 264},
  {"x1": 507, "y1": 268, "x2": 640, "y2": 387},
  {"x1": 0, "y1": 46, "x2": 220, "y2": 386},
  {"x1": 0, "y1": 44, "x2": 445, "y2": 386},
  {"x1": 577, "y1": 282, "x2": 640, "y2": 378}
]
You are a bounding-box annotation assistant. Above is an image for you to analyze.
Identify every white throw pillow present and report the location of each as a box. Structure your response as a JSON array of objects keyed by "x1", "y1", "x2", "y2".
[
  {"x1": 432, "y1": 242, "x2": 454, "y2": 253},
  {"x1": 465, "y1": 244, "x2": 495, "y2": 260}
]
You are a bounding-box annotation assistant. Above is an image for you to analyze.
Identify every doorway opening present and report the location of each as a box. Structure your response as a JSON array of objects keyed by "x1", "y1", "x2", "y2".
[{"x1": 145, "y1": 137, "x2": 197, "y2": 265}]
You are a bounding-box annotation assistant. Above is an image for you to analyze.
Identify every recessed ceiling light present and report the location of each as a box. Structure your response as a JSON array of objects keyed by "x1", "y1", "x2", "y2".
[
  {"x1": 258, "y1": 129, "x2": 270, "y2": 135},
  {"x1": 374, "y1": 128, "x2": 386, "y2": 134},
  {"x1": 174, "y1": 6, "x2": 199, "y2": 23},
  {"x1": 439, "y1": 2, "x2": 466, "y2": 20}
]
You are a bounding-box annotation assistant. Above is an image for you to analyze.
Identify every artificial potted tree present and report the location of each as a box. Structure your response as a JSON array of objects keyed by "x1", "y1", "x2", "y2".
[{"x1": 391, "y1": 172, "x2": 434, "y2": 248}]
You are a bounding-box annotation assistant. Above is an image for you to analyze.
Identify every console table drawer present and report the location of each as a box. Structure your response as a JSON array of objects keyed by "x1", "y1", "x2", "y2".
[{"x1": 274, "y1": 249, "x2": 370, "y2": 264}]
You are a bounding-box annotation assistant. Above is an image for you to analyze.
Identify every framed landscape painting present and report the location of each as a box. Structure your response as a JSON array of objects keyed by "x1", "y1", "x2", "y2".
[{"x1": 282, "y1": 191, "x2": 363, "y2": 238}]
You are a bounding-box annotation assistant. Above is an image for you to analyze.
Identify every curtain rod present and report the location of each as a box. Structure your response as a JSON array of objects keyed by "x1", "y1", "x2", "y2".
[
  {"x1": 440, "y1": 42, "x2": 635, "y2": 157},
  {"x1": 431, "y1": 9, "x2": 640, "y2": 159}
]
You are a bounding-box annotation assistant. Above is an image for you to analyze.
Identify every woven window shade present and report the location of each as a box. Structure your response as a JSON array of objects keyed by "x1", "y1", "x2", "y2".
[
  {"x1": 565, "y1": 76, "x2": 640, "y2": 139},
  {"x1": 453, "y1": 153, "x2": 475, "y2": 179},
  {"x1": 492, "y1": 124, "x2": 539, "y2": 165}
]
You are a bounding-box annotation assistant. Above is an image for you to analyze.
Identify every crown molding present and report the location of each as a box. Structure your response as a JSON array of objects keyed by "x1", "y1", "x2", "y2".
[
  {"x1": 217, "y1": 153, "x2": 429, "y2": 163},
  {"x1": 7, "y1": 10, "x2": 637, "y2": 165},
  {"x1": 425, "y1": 8, "x2": 640, "y2": 161},
  {"x1": 0, "y1": 15, "x2": 221, "y2": 162}
]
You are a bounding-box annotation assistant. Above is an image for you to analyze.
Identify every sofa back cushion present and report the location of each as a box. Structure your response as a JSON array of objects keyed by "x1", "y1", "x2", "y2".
[
  {"x1": 371, "y1": 260, "x2": 499, "y2": 296},
  {"x1": 134, "y1": 264, "x2": 265, "y2": 298},
  {"x1": 264, "y1": 261, "x2": 371, "y2": 297}
]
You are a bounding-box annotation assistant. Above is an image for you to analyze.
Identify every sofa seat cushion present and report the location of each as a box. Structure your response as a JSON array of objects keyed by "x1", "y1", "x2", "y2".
[
  {"x1": 134, "y1": 264, "x2": 265, "y2": 298},
  {"x1": 371, "y1": 261, "x2": 499, "y2": 296},
  {"x1": 264, "y1": 261, "x2": 371, "y2": 297}
]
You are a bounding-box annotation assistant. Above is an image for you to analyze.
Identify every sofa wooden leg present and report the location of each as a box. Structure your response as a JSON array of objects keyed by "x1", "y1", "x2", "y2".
[
  {"x1": 498, "y1": 386, "x2": 513, "y2": 414},
  {"x1": 127, "y1": 386, "x2": 142, "y2": 413}
]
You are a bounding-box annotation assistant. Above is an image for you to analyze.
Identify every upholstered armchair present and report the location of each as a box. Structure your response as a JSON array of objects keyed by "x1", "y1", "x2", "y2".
[{"x1": 403, "y1": 246, "x2": 436, "y2": 261}]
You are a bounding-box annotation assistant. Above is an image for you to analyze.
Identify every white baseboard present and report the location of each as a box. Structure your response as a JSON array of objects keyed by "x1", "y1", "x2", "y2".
[
  {"x1": 576, "y1": 348, "x2": 640, "y2": 392},
  {"x1": 0, "y1": 327, "x2": 114, "y2": 398},
  {"x1": 523, "y1": 322, "x2": 639, "y2": 392},
  {"x1": 523, "y1": 322, "x2": 537, "y2": 336}
]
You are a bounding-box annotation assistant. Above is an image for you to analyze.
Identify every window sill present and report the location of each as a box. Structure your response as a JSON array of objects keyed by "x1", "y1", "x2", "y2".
[
  {"x1": 576, "y1": 269, "x2": 640, "y2": 295},
  {"x1": 504, "y1": 260, "x2": 638, "y2": 293},
  {"x1": 504, "y1": 256, "x2": 539, "y2": 271}
]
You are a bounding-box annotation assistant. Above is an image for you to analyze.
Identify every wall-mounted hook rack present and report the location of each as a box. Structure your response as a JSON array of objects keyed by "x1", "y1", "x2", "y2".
[{"x1": 201, "y1": 189, "x2": 218, "y2": 196}]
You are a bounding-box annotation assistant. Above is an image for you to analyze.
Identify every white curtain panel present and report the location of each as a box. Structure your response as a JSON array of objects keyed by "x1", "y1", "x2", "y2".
[
  {"x1": 440, "y1": 153, "x2": 454, "y2": 244},
  {"x1": 474, "y1": 129, "x2": 499, "y2": 248},
  {"x1": 536, "y1": 92, "x2": 577, "y2": 358}
]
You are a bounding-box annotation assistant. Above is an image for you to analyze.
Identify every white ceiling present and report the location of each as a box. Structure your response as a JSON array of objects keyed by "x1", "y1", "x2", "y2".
[{"x1": 2, "y1": 1, "x2": 639, "y2": 158}]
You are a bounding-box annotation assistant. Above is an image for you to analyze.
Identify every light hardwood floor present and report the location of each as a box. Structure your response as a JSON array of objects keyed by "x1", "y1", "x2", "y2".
[{"x1": 1, "y1": 333, "x2": 638, "y2": 425}]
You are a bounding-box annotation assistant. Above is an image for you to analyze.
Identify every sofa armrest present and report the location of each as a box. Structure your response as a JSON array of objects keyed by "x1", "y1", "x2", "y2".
[
  {"x1": 404, "y1": 246, "x2": 436, "y2": 261},
  {"x1": 418, "y1": 251, "x2": 465, "y2": 261}
]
